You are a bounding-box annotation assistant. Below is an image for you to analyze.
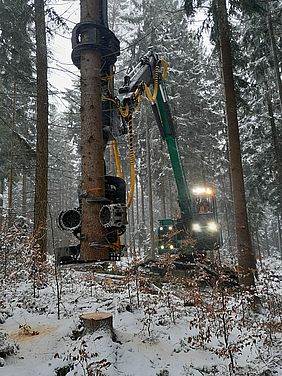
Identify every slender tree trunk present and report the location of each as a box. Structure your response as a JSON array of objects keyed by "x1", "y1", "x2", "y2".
[
  {"x1": 255, "y1": 229, "x2": 263, "y2": 268},
  {"x1": 7, "y1": 81, "x2": 16, "y2": 225},
  {"x1": 34, "y1": 0, "x2": 49, "y2": 261},
  {"x1": 0, "y1": 177, "x2": 4, "y2": 227},
  {"x1": 278, "y1": 214, "x2": 282, "y2": 259},
  {"x1": 140, "y1": 172, "x2": 146, "y2": 224},
  {"x1": 264, "y1": 225, "x2": 270, "y2": 257},
  {"x1": 139, "y1": 170, "x2": 147, "y2": 256},
  {"x1": 22, "y1": 170, "x2": 27, "y2": 217},
  {"x1": 79, "y1": 0, "x2": 107, "y2": 261},
  {"x1": 146, "y1": 114, "x2": 155, "y2": 259},
  {"x1": 130, "y1": 203, "x2": 136, "y2": 260},
  {"x1": 264, "y1": 87, "x2": 282, "y2": 216},
  {"x1": 135, "y1": 171, "x2": 140, "y2": 257},
  {"x1": 215, "y1": 0, "x2": 256, "y2": 288},
  {"x1": 267, "y1": 3, "x2": 282, "y2": 114}
]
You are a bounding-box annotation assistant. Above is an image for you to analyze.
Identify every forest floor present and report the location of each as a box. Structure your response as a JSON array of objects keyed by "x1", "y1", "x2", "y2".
[{"x1": 1, "y1": 255, "x2": 282, "y2": 376}]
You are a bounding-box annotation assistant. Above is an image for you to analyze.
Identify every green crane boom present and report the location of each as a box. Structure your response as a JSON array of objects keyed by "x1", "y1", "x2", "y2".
[{"x1": 118, "y1": 51, "x2": 194, "y2": 224}]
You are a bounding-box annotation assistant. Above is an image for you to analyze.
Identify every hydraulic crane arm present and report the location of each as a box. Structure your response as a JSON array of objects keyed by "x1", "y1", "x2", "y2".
[{"x1": 118, "y1": 51, "x2": 194, "y2": 223}]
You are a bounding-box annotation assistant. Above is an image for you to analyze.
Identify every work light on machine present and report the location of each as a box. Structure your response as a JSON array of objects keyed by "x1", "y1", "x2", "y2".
[
  {"x1": 160, "y1": 226, "x2": 164, "y2": 231},
  {"x1": 169, "y1": 244, "x2": 174, "y2": 250},
  {"x1": 160, "y1": 245, "x2": 165, "y2": 250},
  {"x1": 207, "y1": 221, "x2": 218, "y2": 232},
  {"x1": 192, "y1": 223, "x2": 201, "y2": 232},
  {"x1": 192, "y1": 186, "x2": 214, "y2": 195},
  {"x1": 168, "y1": 225, "x2": 173, "y2": 231}
]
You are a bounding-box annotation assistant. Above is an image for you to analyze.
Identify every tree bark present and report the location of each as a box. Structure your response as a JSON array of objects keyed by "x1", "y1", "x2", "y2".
[
  {"x1": 80, "y1": 312, "x2": 113, "y2": 333},
  {"x1": 34, "y1": 0, "x2": 49, "y2": 261},
  {"x1": 215, "y1": 0, "x2": 256, "y2": 288},
  {"x1": 79, "y1": 0, "x2": 107, "y2": 261}
]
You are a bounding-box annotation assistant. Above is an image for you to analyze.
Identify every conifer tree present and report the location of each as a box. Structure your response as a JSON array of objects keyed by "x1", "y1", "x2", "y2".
[{"x1": 34, "y1": 0, "x2": 49, "y2": 261}]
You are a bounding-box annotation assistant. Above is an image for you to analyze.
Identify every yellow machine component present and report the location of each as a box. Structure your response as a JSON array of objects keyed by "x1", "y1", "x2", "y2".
[
  {"x1": 103, "y1": 60, "x2": 168, "y2": 210},
  {"x1": 113, "y1": 139, "x2": 122, "y2": 178},
  {"x1": 114, "y1": 93, "x2": 143, "y2": 209},
  {"x1": 126, "y1": 113, "x2": 135, "y2": 208},
  {"x1": 144, "y1": 64, "x2": 159, "y2": 103},
  {"x1": 144, "y1": 59, "x2": 167, "y2": 104}
]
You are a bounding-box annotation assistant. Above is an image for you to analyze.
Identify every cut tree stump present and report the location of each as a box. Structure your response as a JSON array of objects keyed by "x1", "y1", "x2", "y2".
[{"x1": 79, "y1": 312, "x2": 113, "y2": 333}]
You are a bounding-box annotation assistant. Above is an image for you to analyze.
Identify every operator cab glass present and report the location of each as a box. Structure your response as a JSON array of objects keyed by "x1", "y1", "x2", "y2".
[{"x1": 191, "y1": 186, "x2": 222, "y2": 250}]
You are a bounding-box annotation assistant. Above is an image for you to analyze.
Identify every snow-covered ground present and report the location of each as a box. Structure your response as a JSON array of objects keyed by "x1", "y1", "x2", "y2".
[{"x1": 1, "y1": 257, "x2": 282, "y2": 376}]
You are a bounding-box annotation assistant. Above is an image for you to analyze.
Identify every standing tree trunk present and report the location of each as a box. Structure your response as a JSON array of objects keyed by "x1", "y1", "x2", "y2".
[
  {"x1": 7, "y1": 81, "x2": 17, "y2": 226},
  {"x1": 0, "y1": 177, "x2": 4, "y2": 227},
  {"x1": 22, "y1": 170, "x2": 27, "y2": 217},
  {"x1": 267, "y1": 3, "x2": 282, "y2": 114},
  {"x1": 79, "y1": 0, "x2": 107, "y2": 261},
  {"x1": 34, "y1": 0, "x2": 49, "y2": 261},
  {"x1": 215, "y1": 0, "x2": 257, "y2": 288},
  {"x1": 264, "y1": 84, "x2": 282, "y2": 215},
  {"x1": 146, "y1": 114, "x2": 155, "y2": 260},
  {"x1": 135, "y1": 171, "x2": 140, "y2": 257},
  {"x1": 278, "y1": 214, "x2": 282, "y2": 259}
]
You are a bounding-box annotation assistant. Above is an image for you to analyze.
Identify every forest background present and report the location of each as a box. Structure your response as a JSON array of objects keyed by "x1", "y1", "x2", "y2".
[{"x1": 0, "y1": 0, "x2": 281, "y2": 265}]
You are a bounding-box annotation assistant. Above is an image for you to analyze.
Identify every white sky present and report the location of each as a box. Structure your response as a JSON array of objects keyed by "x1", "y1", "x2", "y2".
[{"x1": 48, "y1": 1, "x2": 80, "y2": 108}]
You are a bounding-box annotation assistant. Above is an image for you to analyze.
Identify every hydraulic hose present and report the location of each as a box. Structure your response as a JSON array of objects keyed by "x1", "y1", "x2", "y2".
[
  {"x1": 113, "y1": 139, "x2": 122, "y2": 178},
  {"x1": 144, "y1": 63, "x2": 159, "y2": 103},
  {"x1": 126, "y1": 113, "x2": 135, "y2": 208}
]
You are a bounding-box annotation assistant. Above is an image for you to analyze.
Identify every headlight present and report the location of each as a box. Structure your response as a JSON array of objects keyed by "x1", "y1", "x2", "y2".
[
  {"x1": 192, "y1": 223, "x2": 201, "y2": 232},
  {"x1": 206, "y1": 187, "x2": 213, "y2": 195},
  {"x1": 207, "y1": 221, "x2": 218, "y2": 232},
  {"x1": 168, "y1": 225, "x2": 173, "y2": 231},
  {"x1": 160, "y1": 245, "x2": 165, "y2": 250},
  {"x1": 169, "y1": 244, "x2": 174, "y2": 250},
  {"x1": 192, "y1": 186, "x2": 205, "y2": 195},
  {"x1": 160, "y1": 226, "x2": 164, "y2": 231}
]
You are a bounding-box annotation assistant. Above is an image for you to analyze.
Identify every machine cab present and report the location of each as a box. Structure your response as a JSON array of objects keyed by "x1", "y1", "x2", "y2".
[{"x1": 191, "y1": 186, "x2": 222, "y2": 250}]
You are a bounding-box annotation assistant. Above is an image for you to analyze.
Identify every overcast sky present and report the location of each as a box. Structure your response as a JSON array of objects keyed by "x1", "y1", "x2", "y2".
[{"x1": 48, "y1": 1, "x2": 80, "y2": 108}]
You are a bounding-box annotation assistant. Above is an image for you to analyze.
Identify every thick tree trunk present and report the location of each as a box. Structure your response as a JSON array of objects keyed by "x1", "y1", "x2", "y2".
[
  {"x1": 34, "y1": 0, "x2": 49, "y2": 261},
  {"x1": 79, "y1": 0, "x2": 107, "y2": 261},
  {"x1": 216, "y1": 0, "x2": 256, "y2": 288}
]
